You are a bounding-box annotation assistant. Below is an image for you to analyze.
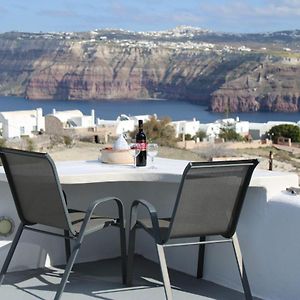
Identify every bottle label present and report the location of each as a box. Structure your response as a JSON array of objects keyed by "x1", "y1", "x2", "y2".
[{"x1": 137, "y1": 142, "x2": 147, "y2": 151}]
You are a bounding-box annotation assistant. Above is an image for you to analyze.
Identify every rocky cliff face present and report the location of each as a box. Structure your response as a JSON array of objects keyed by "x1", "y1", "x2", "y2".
[
  {"x1": 1, "y1": 33, "x2": 300, "y2": 112},
  {"x1": 0, "y1": 37, "x2": 234, "y2": 105},
  {"x1": 211, "y1": 62, "x2": 300, "y2": 112}
]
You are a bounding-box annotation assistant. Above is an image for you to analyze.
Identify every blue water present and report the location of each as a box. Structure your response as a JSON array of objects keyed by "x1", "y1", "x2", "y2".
[{"x1": 1, "y1": 96, "x2": 300, "y2": 123}]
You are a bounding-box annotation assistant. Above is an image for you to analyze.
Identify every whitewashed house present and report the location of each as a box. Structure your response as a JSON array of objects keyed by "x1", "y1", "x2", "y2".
[
  {"x1": 235, "y1": 121, "x2": 250, "y2": 136},
  {"x1": 215, "y1": 117, "x2": 250, "y2": 136},
  {"x1": 197, "y1": 117, "x2": 249, "y2": 141},
  {"x1": 248, "y1": 122, "x2": 268, "y2": 140},
  {"x1": 97, "y1": 114, "x2": 135, "y2": 136},
  {"x1": 198, "y1": 122, "x2": 221, "y2": 141},
  {"x1": 199, "y1": 118, "x2": 238, "y2": 141},
  {"x1": 215, "y1": 118, "x2": 236, "y2": 127},
  {"x1": 249, "y1": 121, "x2": 297, "y2": 140},
  {"x1": 172, "y1": 118, "x2": 200, "y2": 138},
  {"x1": 128, "y1": 114, "x2": 154, "y2": 125},
  {"x1": 0, "y1": 108, "x2": 44, "y2": 139},
  {"x1": 45, "y1": 109, "x2": 95, "y2": 135},
  {"x1": 96, "y1": 114, "x2": 154, "y2": 136}
]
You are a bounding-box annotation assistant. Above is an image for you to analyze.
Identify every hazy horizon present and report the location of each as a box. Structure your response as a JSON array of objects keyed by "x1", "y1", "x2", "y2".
[
  {"x1": 1, "y1": 25, "x2": 299, "y2": 35},
  {"x1": 1, "y1": 0, "x2": 300, "y2": 34}
]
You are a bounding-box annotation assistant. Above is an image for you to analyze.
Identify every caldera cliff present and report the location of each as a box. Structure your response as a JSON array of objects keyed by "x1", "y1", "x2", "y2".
[{"x1": 0, "y1": 30, "x2": 300, "y2": 112}]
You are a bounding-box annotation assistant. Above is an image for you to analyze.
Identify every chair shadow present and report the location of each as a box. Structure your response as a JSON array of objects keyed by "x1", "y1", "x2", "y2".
[
  {"x1": 127, "y1": 255, "x2": 259, "y2": 300},
  {"x1": 3, "y1": 257, "x2": 149, "y2": 300}
]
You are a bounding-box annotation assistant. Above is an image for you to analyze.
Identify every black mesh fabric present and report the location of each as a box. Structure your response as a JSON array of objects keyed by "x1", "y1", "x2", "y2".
[
  {"x1": 169, "y1": 162, "x2": 255, "y2": 239},
  {"x1": 2, "y1": 150, "x2": 71, "y2": 231}
]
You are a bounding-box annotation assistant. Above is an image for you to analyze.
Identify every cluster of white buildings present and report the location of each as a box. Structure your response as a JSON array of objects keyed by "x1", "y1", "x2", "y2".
[
  {"x1": 0, "y1": 108, "x2": 95, "y2": 139},
  {"x1": 0, "y1": 107, "x2": 299, "y2": 142},
  {"x1": 97, "y1": 115, "x2": 300, "y2": 143}
]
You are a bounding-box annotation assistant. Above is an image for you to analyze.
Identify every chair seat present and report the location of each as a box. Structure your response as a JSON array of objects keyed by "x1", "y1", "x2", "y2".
[
  {"x1": 137, "y1": 218, "x2": 171, "y2": 242},
  {"x1": 69, "y1": 209, "x2": 116, "y2": 235}
]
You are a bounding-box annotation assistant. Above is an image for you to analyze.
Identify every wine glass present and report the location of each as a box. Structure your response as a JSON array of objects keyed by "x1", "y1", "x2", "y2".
[
  {"x1": 129, "y1": 143, "x2": 140, "y2": 168},
  {"x1": 147, "y1": 143, "x2": 158, "y2": 168}
]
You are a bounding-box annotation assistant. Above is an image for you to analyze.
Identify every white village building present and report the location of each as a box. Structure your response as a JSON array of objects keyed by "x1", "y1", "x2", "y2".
[
  {"x1": 45, "y1": 109, "x2": 95, "y2": 135},
  {"x1": 249, "y1": 121, "x2": 297, "y2": 140},
  {"x1": 234, "y1": 121, "x2": 250, "y2": 136},
  {"x1": 0, "y1": 108, "x2": 44, "y2": 139},
  {"x1": 171, "y1": 118, "x2": 200, "y2": 138},
  {"x1": 129, "y1": 114, "x2": 154, "y2": 125},
  {"x1": 96, "y1": 114, "x2": 153, "y2": 136},
  {"x1": 198, "y1": 122, "x2": 221, "y2": 141},
  {"x1": 97, "y1": 115, "x2": 135, "y2": 136},
  {"x1": 198, "y1": 117, "x2": 250, "y2": 140}
]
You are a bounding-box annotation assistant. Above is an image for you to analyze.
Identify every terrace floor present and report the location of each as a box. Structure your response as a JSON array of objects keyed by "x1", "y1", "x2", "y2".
[{"x1": 1, "y1": 255, "x2": 261, "y2": 300}]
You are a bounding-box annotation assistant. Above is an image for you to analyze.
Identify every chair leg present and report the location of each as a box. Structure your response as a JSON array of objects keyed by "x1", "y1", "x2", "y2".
[
  {"x1": 156, "y1": 244, "x2": 173, "y2": 300},
  {"x1": 197, "y1": 236, "x2": 206, "y2": 279},
  {"x1": 232, "y1": 233, "x2": 253, "y2": 300},
  {"x1": 54, "y1": 240, "x2": 82, "y2": 300},
  {"x1": 119, "y1": 226, "x2": 127, "y2": 284},
  {"x1": 64, "y1": 230, "x2": 71, "y2": 262},
  {"x1": 126, "y1": 227, "x2": 136, "y2": 286},
  {"x1": 0, "y1": 223, "x2": 24, "y2": 285}
]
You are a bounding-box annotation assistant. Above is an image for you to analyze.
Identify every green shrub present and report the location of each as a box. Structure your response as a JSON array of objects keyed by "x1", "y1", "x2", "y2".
[
  {"x1": 178, "y1": 133, "x2": 194, "y2": 141},
  {"x1": 26, "y1": 138, "x2": 36, "y2": 152},
  {"x1": 195, "y1": 130, "x2": 207, "y2": 141},
  {"x1": 63, "y1": 135, "x2": 74, "y2": 148},
  {"x1": 185, "y1": 134, "x2": 193, "y2": 141},
  {"x1": 268, "y1": 124, "x2": 300, "y2": 143},
  {"x1": 48, "y1": 135, "x2": 64, "y2": 149},
  {"x1": 219, "y1": 127, "x2": 244, "y2": 142},
  {"x1": 130, "y1": 116, "x2": 177, "y2": 147},
  {"x1": 0, "y1": 138, "x2": 6, "y2": 147}
]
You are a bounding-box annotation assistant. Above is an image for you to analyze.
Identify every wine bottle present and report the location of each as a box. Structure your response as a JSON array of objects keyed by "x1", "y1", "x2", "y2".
[{"x1": 135, "y1": 120, "x2": 147, "y2": 166}]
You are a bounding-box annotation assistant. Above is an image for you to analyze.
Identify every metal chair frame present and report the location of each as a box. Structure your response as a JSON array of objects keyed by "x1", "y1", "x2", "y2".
[
  {"x1": 0, "y1": 147, "x2": 126, "y2": 300},
  {"x1": 127, "y1": 159, "x2": 258, "y2": 300}
]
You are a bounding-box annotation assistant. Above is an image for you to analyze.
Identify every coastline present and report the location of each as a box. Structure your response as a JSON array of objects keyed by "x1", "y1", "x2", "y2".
[{"x1": 1, "y1": 95, "x2": 300, "y2": 123}]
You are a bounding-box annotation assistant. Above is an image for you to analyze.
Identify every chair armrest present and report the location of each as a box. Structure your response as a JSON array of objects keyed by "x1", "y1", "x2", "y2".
[
  {"x1": 78, "y1": 197, "x2": 125, "y2": 239},
  {"x1": 129, "y1": 199, "x2": 161, "y2": 243}
]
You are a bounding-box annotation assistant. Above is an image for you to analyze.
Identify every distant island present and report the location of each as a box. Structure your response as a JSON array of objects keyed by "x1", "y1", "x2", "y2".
[{"x1": 0, "y1": 26, "x2": 300, "y2": 112}]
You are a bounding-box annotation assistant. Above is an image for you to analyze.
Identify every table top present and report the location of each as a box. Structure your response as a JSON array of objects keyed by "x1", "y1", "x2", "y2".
[{"x1": 55, "y1": 157, "x2": 188, "y2": 184}]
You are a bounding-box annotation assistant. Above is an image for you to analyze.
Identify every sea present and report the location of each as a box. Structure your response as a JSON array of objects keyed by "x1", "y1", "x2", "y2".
[{"x1": 1, "y1": 96, "x2": 300, "y2": 123}]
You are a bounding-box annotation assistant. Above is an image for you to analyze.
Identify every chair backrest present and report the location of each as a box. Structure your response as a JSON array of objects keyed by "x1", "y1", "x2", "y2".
[
  {"x1": 168, "y1": 159, "x2": 258, "y2": 240},
  {"x1": 0, "y1": 148, "x2": 75, "y2": 234}
]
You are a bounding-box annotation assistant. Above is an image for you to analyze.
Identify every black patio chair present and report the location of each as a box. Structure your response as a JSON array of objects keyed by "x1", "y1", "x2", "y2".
[
  {"x1": 127, "y1": 159, "x2": 258, "y2": 300},
  {"x1": 0, "y1": 147, "x2": 126, "y2": 300}
]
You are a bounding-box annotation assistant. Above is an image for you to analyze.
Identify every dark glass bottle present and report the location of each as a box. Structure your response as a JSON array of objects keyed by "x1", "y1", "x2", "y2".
[{"x1": 135, "y1": 120, "x2": 147, "y2": 166}]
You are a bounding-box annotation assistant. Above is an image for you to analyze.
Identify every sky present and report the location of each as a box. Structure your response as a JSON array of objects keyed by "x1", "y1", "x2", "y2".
[{"x1": 0, "y1": 0, "x2": 300, "y2": 34}]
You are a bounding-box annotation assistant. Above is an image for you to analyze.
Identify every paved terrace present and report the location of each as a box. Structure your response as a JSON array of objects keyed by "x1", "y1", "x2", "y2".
[{"x1": 1, "y1": 256, "x2": 261, "y2": 300}]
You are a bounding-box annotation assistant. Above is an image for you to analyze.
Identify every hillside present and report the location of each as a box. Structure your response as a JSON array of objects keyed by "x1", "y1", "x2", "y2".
[{"x1": 0, "y1": 28, "x2": 300, "y2": 112}]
